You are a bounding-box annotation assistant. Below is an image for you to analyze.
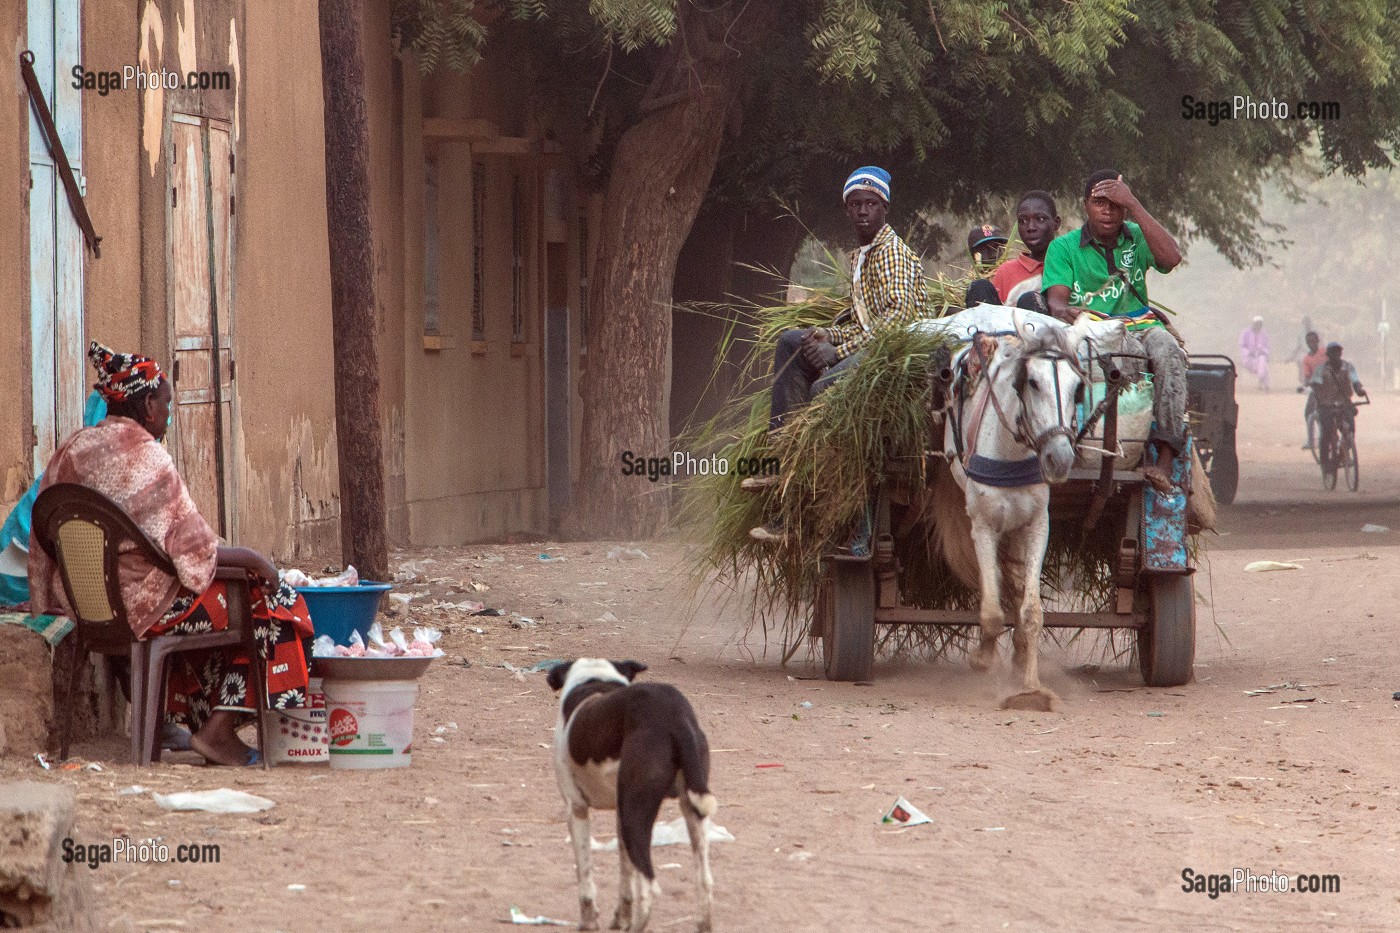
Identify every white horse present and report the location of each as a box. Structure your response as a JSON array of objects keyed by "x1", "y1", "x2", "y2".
[{"x1": 943, "y1": 313, "x2": 1117, "y2": 711}]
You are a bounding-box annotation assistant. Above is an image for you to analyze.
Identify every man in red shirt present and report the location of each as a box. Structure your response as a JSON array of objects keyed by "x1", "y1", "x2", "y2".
[
  {"x1": 1296, "y1": 330, "x2": 1326, "y2": 448},
  {"x1": 964, "y1": 191, "x2": 1061, "y2": 311},
  {"x1": 992, "y1": 191, "x2": 1060, "y2": 308},
  {"x1": 1299, "y1": 331, "x2": 1326, "y2": 382}
]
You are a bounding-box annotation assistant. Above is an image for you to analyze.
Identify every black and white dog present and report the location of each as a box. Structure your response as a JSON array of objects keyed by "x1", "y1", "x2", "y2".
[{"x1": 547, "y1": 659, "x2": 717, "y2": 932}]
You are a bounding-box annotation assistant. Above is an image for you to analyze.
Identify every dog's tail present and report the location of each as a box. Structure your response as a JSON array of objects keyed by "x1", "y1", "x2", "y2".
[{"x1": 677, "y1": 721, "x2": 717, "y2": 818}]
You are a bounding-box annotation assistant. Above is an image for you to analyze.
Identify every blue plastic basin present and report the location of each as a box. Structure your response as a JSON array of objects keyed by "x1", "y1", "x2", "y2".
[{"x1": 296, "y1": 581, "x2": 393, "y2": 647}]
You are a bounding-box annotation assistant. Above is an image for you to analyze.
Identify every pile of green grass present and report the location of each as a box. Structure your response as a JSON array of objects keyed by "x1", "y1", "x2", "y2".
[{"x1": 677, "y1": 261, "x2": 967, "y2": 653}]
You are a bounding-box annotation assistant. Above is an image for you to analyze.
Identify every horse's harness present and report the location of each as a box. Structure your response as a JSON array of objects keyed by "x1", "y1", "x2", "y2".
[{"x1": 954, "y1": 333, "x2": 1084, "y2": 465}]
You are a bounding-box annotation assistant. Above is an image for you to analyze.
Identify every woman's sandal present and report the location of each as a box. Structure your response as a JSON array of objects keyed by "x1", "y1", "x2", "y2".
[{"x1": 190, "y1": 732, "x2": 262, "y2": 767}]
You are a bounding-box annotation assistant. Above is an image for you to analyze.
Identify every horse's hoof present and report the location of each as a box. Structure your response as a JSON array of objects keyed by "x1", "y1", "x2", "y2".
[
  {"x1": 1000, "y1": 689, "x2": 1058, "y2": 712},
  {"x1": 969, "y1": 653, "x2": 997, "y2": 673}
]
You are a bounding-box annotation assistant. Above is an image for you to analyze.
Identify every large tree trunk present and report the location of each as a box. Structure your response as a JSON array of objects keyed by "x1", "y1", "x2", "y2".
[
  {"x1": 671, "y1": 203, "x2": 806, "y2": 435},
  {"x1": 573, "y1": 4, "x2": 775, "y2": 539},
  {"x1": 319, "y1": 0, "x2": 388, "y2": 583}
]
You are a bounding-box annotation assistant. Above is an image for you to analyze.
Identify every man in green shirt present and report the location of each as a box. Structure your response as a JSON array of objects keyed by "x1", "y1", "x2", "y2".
[{"x1": 1043, "y1": 169, "x2": 1185, "y2": 491}]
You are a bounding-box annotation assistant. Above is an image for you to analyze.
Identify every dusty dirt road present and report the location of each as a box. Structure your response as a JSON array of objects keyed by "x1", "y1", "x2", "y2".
[{"x1": 4, "y1": 388, "x2": 1399, "y2": 932}]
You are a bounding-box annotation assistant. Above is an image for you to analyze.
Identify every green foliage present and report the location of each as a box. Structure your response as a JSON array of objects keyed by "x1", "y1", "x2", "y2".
[
  {"x1": 391, "y1": 0, "x2": 489, "y2": 72},
  {"x1": 807, "y1": 1, "x2": 883, "y2": 82},
  {"x1": 587, "y1": 0, "x2": 677, "y2": 50},
  {"x1": 392, "y1": 0, "x2": 1400, "y2": 267}
]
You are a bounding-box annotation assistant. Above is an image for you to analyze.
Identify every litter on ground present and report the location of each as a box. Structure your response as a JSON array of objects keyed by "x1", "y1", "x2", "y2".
[
  {"x1": 152, "y1": 789, "x2": 275, "y2": 814},
  {"x1": 507, "y1": 907, "x2": 570, "y2": 926},
  {"x1": 879, "y1": 797, "x2": 932, "y2": 827},
  {"x1": 591, "y1": 817, "x2": 735, "y2": 851},
  {"x1": 1243, "y1": 560, "x2": 1303, "y2": 572}
]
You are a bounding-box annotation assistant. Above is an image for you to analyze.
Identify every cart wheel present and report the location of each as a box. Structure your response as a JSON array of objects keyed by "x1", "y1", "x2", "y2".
[
  {"x1": 1210, "y1": 424, "x2": 1239, "y2": 505},
  {"x1": 822, "y1": 560, "x2": 875, "y2": 682},
  {"x1": 1138, "y1": 574, "x2": 1196, "y2": 687},
  {"x1": 812, "y1": 570, "x2": 833, "y2": 643}
]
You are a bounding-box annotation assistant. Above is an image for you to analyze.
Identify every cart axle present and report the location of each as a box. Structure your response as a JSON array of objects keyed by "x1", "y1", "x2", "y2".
[{"x1": 875, "y1": 608, "x2": 1146, "y2": 629}]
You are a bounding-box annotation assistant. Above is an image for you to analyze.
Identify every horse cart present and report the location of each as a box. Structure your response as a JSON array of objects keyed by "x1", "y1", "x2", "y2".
[
  {"x1": 1186, "y1": 354, "x2": 1240, "y2": 505},
  {"x1": 811, "y1": 322, "x2": 1199, "y2": 690}
]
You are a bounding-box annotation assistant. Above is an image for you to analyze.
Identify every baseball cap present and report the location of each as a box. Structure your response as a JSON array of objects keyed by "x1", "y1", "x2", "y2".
[{"x1": 968, "y1": 225, "x2": 1007, "y2": 252}]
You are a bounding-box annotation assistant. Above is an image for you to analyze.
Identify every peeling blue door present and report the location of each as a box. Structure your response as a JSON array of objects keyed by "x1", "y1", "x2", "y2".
[{"x1": 28, "y1": 0, "x2": 86, "y2": 473}]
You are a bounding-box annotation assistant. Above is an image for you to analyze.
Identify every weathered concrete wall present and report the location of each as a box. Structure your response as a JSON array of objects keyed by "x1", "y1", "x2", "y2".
[
  {"x1": 234, "y1": 2, "x2": 340, "y2": 561},
  {"x1": 12, "y1": 1, "x2": 602, "y2": 551},
  {"x1": 75, "y1": 1, "x2": 339, "y2": 562},
  {"x1": 6, "y1": 2, "x2": 339, "y2": 563},
  {"x1": 399, "y1": 34, "x2": 589, "y2": 544}
]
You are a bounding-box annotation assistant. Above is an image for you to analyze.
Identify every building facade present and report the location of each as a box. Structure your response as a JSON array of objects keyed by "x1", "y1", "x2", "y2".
[{"x1": 1, "y1": 0, "x2": 592, "y2": 560}]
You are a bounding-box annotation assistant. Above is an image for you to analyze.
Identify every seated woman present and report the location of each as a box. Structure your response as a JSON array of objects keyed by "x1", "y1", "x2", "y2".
[{"x1": 29, "y1": 342, "x2": 314, "y2": 766}]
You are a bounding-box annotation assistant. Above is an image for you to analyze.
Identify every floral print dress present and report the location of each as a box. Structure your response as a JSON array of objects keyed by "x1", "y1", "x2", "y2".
[{"x1": 150, "y1": 576, "x2": 314, "y2": 730}]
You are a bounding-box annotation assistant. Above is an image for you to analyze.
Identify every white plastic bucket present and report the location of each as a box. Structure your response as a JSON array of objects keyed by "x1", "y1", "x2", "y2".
[
  {"x1": 261, "y1": 677, "x2": 328, "y2": 764},
  {"x1": 322, "y1": 679, "x2": 419, "y2": 770}
]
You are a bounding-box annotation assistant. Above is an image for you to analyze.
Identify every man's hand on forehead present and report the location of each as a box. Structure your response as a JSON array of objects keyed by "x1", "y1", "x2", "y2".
[{"x1": 1090, "y1": 175, "x2": 1135, "y2": 207}]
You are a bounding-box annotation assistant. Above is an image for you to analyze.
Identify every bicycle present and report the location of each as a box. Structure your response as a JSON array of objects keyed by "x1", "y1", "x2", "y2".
[
  {"x1": 1305, "y1": 401, "x2": 1322, "y2": 464},
  {"x1": 1317, "y1": 397, "x2": 1369, "y2": 492}
]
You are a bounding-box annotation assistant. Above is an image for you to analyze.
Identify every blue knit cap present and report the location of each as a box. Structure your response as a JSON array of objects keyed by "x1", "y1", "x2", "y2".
[{"x1": 843, "y1": 166, "x2": 891, "y2": 204}]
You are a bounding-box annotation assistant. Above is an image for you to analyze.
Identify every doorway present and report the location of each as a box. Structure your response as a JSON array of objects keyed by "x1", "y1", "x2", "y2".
[
  {"x1": 168, "y1": 114, "x2": 237, "y2": 539},
  {"x1": 27, "y1": 0, "x2": 86, "y2": 473}
]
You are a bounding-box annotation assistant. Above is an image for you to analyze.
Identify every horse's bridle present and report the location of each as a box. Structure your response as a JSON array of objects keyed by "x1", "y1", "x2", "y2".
[{"x1": 980, "y1": 340, "x2": 1084, "y2": 457}]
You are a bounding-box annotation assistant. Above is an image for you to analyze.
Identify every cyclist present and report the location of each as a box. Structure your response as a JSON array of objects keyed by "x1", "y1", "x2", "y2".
[
  {"x1": 1310, "y1": 342, "x2": 1368, "y2": 472},
  {"x1": 1295, "y1": 331, "x2": 1325, "y2": 449}
]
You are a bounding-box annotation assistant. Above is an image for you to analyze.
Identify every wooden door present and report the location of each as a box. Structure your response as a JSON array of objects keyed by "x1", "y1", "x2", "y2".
[
  {"x1": 169, "y1": 114, "x2": 236, "y2": 538},
  {"x1": 27, "y1": 0, "x2": 86, "y2": 473}
]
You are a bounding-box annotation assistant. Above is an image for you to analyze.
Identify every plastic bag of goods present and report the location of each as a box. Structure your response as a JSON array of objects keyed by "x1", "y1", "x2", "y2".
[{"x1": 1075, "y1": 375, "x2": 1154, "y2": 470}]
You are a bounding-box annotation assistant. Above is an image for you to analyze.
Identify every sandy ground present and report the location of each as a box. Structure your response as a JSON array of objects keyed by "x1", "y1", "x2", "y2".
[{"x1": 4, "y1": 387, "x2": 1400, "y2": 932}]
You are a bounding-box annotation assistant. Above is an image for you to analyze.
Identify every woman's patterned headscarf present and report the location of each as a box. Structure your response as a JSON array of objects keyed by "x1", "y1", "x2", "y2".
[{"x1": 88, "y1": 341, "x2": 166, "y2": 403}]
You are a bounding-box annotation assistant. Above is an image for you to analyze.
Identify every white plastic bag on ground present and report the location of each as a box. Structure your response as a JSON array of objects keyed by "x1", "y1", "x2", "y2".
[
  {"x1": 1243, "y1": 561, "x2": 1303, "y2": 573},
  {"x1": 591, "y1": 817, "x2": 734, "y2": 851},
  {"x1": 508, "y1": 907, "x2": 569, "y2": 926},
  {"x1": 152, "y1": 789, "x2": 275, "y2": 813}
]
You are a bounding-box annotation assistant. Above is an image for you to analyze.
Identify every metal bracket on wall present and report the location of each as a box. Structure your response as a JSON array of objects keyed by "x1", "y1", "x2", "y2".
[{"x1": 19, "y1": 50, "x2": 102, "y2": 257}]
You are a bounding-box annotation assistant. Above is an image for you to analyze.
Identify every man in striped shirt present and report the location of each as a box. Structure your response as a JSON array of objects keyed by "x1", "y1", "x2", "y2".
[
  {"x1": 750, "y1": 166, "x2": 926, "y2": 543},
  {"x1": 766, "y1": 166, "x2": 926, "y2": 432},
  {"x1": 1043, "y1": 170, "x2": 1186, "y2": 492}
]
